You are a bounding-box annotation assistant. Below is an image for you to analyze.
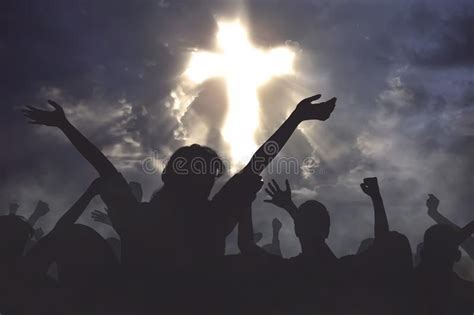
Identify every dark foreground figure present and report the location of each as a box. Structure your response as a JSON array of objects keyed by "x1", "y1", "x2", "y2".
[{"x1": 0, "y1": 94, "x2": 472, "y2": 314}]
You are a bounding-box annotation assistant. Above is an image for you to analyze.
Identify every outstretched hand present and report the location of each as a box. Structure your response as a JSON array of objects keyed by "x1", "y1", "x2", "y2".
[
  {"x1": 294, "y1": 94, "x2": 337, "y2": 122},
  {"x1": 264, "y1": 179, "x2": 293, "y2": 209},
  {"x1": 426, "y1": 194, "x2": 440, "y2": 216},
  {"x1": 91, "y1": 208, "x2": 112, "y2": 226},
  {"x1": 360, "y1": 177, "x2": 381, "y2": 199},
  {"x1": 22, "y1": 100, "x2": 67, "y2": 127}
]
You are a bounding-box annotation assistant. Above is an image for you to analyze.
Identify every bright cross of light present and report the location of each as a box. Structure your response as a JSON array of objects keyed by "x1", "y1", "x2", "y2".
[{"x1": 184, "y1": 20, "x2": 295, "y2": 168}]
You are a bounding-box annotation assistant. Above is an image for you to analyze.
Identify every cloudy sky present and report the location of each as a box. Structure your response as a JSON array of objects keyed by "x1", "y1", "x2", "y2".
[{"x1": 2, "y1": 0, "x2": 474, "y2": 258}]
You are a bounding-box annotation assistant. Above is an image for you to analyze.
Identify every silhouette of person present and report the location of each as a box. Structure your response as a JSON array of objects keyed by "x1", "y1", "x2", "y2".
[
  {"x1": 426, "y1": 194, "x2": 474, "y2": 259},
  {"x1": 0, "y1": 215, "x2": 33, "y2": 268},
  {"x1": 237, "y1": 178, "x2": 340, "y2": 313},
  {"x1": 414, "y1": 223, "x2": 474, "y2": 314},
  {"x1": 22, "y1": 95, "x2": 336, "y2": 274},
  {"x1": 253, "y1": 177, "x2": 413, "y2": 314},
  {"x1": 22, "y1": 179, "x2": 120, "y2": 314},
  {"x1": 351, "y1": 177, "x2": 414, "y2": 314},
  {"x1": 263, "y1": 179, "x2": 336, "y2": 261},
  {"x1": 0, "y1": 215, "x2": 35, "y2": 314}
]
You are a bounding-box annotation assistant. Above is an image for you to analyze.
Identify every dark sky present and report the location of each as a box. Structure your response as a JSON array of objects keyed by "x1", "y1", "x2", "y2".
[{"x1": 2, "y1": 0, "x2": 474, "y2": 258}]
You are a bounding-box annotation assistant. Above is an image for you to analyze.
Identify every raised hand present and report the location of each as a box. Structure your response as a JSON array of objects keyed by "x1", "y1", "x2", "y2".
[
  {"x1": 264, "y1": 179, "x2": 293, "y2": 209},
  {"x1": 87, "y1": 177, "x2": 104, "y2": 196},
  {"x1": 272, "y1": 217, "x2": 283, "y2": 231},
  {"x1": 361, "y1": 177, "x2": 389, "y2": 238},
  {"x1": 220, "y1": 172, "x2": 264, "y2": 205},
  {"x1": 91, "y1": 208, "x2": 112, "y2": 226},
  {"x1": 294, "y1": 94, "x2": 337, "y2": 122},
  {"x1": 33, "y1": 201, "x2": 50, "y2": 217},
  {"x1": 22, "y1": 100, "x2": 67, "y2": 127},
  {"x1": 426, "y1": 194, "x2": 440, "y2": 216},
  {"x1": 360, "y1": 177, "x2": 381, "y2": 199}
]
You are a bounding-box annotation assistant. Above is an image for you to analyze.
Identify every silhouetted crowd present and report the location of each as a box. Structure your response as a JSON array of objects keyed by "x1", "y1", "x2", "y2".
[{"x1": 1, "y1": 95, "x2": 472, "y2": 314}]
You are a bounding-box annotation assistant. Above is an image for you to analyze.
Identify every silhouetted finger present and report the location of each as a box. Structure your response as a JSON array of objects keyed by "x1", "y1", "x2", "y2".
[
  {"x1": 265, "y1": 188, "x2": 274, "y2": 197},
  {"x1": 285, "y1": 179, "x2": 291, "y2": 191},
  {"x1": 47, "y1": 100, "x2": 61, "y2": 109},
  {"x1": 267, "y1": 182, "x2": 277, "y2": 194},
  {"x1": 28, "y1": 121, "x2": 42, "y2": 125},
  {"x1": 306, "y1": 94, "x2": 322, "y2": 103},
  {"x1": 270, "y1": 179, "x2": 281, "y2": 192},
  {"x1": 22, "y1": 111, "x2": 35, "y2": 117}
]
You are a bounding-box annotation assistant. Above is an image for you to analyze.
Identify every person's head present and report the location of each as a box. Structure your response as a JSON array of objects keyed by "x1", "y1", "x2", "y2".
[
  {"x1": 129, "y1": 181, "x2": 143, "y2": 202},
  {"x1": 370, "y1": 231, "x2": 414, "y2": 285},
  {"x1": 294, "y1": 200, "x2": 330, "y2": 245},
  {"x1": 54, "y1": 224, "x2": 118, "y2": 289},
  {"x1": 161, "y1": 144, "x2": 225, "y2": 199},
  {"x1": 420, "y1": 224, "x2": 461, "y2": 270},
  {"x1": 0, "y1": 215, "x2": 33, "y2": 264}
]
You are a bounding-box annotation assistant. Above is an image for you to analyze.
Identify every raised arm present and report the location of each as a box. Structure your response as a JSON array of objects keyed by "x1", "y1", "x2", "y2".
[
  {"x1": 23, "y1": 101, "x2": 139, "y2": 228},
  {"x1": 457, "y1": 220, "x2": 474, "y2": 260},
  {"x1": 213, "y1": 95, "x2": 335, "y2": 238},
  {"x1": 264, "y1": 179, "x2": 298, "y2": 219},
  {"x1": 360, "y1": 177, "x2": 389, "y2": 240},
  {"x1": 242, "y1": 95, "x2": 336, "y2": 175},
  {"x1": 426, "y1": 194, "x2": 460, "y2": 229},
  {"x1": 23, "y1": 179, "x2": 100, "y2": 276},
  {"x1": 27, "y1": 200, "x2": 50, "y2": 227},
  {"x1": 458, "y1": 221, "x2": 474, "y2": 245},
  {"x1": 427, "y1": 194, "x2": 474, "y2": 259},
  {"x1": 22, "y1": 100, "x2": 117, "y2": 177},
  {"x1": 54, "y1": 179, "x2": 100, "y2": 232}
]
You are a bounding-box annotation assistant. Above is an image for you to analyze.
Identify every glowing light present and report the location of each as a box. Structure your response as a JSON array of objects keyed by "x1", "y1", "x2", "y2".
[{"x1": 183, "y1": 20, "x2": 295, "y2": 168}]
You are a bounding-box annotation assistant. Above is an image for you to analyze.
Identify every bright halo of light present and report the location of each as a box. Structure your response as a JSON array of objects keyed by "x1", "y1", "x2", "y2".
[{"x1": 184, "y1": 20, "x2": 295, "y2": 169}]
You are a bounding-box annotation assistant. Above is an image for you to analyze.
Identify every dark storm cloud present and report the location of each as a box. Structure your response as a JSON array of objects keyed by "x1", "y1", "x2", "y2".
[
  {"x1": 2, "y1": 0, "x2": 474, "y2": 267},
  {"x1": 403, "y1": 1, "x2": 474, "y2": 67}
]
